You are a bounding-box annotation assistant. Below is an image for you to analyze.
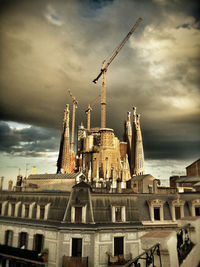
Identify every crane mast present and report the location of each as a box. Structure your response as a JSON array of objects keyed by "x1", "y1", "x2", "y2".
[
  {"x1": 93, "y1": 17, "x2": 142, "y2": 128},
  {"x1": 85, "y1": 95, "x2": 101, "y2": 131},
  {"x1": 68, "y1": 89, "x2": 78, "y2": 152}
]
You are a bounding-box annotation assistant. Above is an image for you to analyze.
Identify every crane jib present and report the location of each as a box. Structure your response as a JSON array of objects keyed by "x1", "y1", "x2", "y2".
[{"x1": 92, "y1": 17, "x2": 142, "y2": 84}]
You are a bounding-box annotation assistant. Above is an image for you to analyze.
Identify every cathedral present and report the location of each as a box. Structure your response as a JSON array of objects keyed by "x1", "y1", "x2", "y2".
[{"x1": 55, "y1": 103, "x2": 145, "y2": 189}]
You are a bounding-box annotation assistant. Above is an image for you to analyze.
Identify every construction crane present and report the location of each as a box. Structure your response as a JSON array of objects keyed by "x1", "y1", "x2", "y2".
[
  {"x1": 93, "y1": 17, "x2": 142, "y2": 128},
  {"x1": 85, "y1": 95, "x2": 101, "y2": 131},
  {"x1": 68, "y1": 89, "x2": 78, "y2": 152}
]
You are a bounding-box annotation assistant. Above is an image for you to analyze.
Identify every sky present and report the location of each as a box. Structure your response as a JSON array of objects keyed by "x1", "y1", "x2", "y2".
[{"x1": 0, "y1": 0, "x2": 199, "y2": 188}]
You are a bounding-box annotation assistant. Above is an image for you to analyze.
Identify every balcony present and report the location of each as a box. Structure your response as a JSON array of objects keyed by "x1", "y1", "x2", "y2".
[
  {"x1": 107, "y1": 244, "x2": 161, "y2": 267},
  {"x1": 63, "y1": 256, "x2": 88, "y2": 267},
  {"x1": 0, "y1": 245, "x2": 46, "y2": 266}
]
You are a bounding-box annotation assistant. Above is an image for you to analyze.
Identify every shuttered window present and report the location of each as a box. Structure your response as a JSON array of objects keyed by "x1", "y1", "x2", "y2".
[{"x1": 75, "y1": 207, "x2": 82, "y2": 223}]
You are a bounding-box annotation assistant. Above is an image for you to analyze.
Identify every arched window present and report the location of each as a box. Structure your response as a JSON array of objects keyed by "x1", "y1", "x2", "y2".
[
  {"x1": 18, "y1": 232, "x2": 28, "y2": 249},
  {"x1": 5, "y1": 230, "x2": 13, "y2": 246}
]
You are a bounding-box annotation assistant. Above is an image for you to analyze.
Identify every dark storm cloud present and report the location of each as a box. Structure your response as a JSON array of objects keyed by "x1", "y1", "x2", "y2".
[
  {"x1": 0, "y1": 0, "x2": 199, "y2": 162},
  {"x1": 0, "y1": 121, "x2": 59, "y2": 157}
]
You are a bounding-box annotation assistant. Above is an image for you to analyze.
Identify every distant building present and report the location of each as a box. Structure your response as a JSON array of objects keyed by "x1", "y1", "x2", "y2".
[
  {"x1": 186, "y1": 158, "x2": 200, "y2": 176},
  {"x1": 170, "y1": 159, "x2": 200, "y2": 193}
]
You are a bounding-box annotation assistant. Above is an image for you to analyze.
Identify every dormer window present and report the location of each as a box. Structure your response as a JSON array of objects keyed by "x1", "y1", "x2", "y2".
[
  {"x1": 189, "y1": 199, "x2": 200, "y2": 216},
  {"x1": 40, "y1": 205, "x2": 45, "y2": 219},
  {"x1": 0, "y1": 201, "x2": 8, "y2": 216},
  {"x1": 22, "y1": 202, "x2": 35, "y2": 219},
  {"x1": 154, "y1": 207, "x2": 160, "y2": 220},
  {"x1": 115, "y1": 207, "x2": 122, "y2": 222},
  {"x1": 8, "y1": 201, "x2": 21, "y2": 217},
  {"x1": 111, "y1": 206, "x2": 126, "y2": 223},
  {"x1": 25, "y1": 204, "x2": 29, "y2": 218},
  {"x1": 147, "y1": 199, "x2": 165, "y2": 222},
  {"x1": 71, "y1": 205, "x2": 86, "y2": 223},
  {"x1": 168, "y1": 198, "x2": 185, "y2": 221},
  {"x1": 195, "y1": 207, "x2": 200, "y2": 216},
  {"x1": 36, "y1": 203, "x2": 50, "y2": 220},
  {"x1": 175, "y1": 206, "x2": 181, "y2": 219},
  {"x1": 75, "y1": 207, "x2": 82, "y2": 223},
  {"x1": 11, "y1": 203, "x2": 15, "y2": 217}
]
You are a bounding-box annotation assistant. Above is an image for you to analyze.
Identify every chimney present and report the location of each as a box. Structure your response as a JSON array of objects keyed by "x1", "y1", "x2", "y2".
[
  {"x1": 8, "y1": 180, "x2": 13, "y2": 191},
  {"x1": 0, "y1": 176, "x2": 4, "y2": 190}
]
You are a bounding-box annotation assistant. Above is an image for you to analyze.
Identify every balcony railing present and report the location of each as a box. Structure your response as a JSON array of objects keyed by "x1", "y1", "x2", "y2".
[
  {"x1": 177, "y1": 224, "x2": 194, "y2": 265},
  {"x1": 63, "y1": 255, "x2": 88, "y2": 267},
  {"x1": 108, "y1": 243, "x2": 162, "y2": 267}
]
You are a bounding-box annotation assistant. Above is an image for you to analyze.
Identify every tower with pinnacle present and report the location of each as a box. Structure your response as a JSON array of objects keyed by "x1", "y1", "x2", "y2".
[
  {"x1": 57, "y1": 104, "x2": 71, "y2": 173},
  {"x1": 125, "y1": 107, "x2": 145, "y2": 176}
]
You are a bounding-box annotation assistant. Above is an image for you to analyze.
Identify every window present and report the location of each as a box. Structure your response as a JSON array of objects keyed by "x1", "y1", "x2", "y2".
[
  {"x1": 189, "y1": 199, "x2": 200, "y2": 216},
  {"x1": 19, "y1": 232, "x2": 28, "y2": 249},
  {"x1": 75, "y1": 207, "x2": 82, "y2": 223},
  {"x1": 112, "y1": 206, "x2": 126, "y2": 223},
  {"x1": 0, "y1": 203, "x2": 2, "y2": 215},
  {"x1": 25, "y1": 204, "x2": 29, "y2": 218},
  {"x1": 154, "y1": 207, "x2": 160, "y2": 220},
  {"x1": 5, "y1": 230, "x2": 13, "y2": 246},
  {"x1": 148, "y1": 199, "x2": 165, "y2": 222},
  {"x1": 175, "y1": 206, "x2": 181, "y2": 219},
  {"x1": 72, "y1": 238, "x2": 82, "y2": 257},
  {"x1": 71, "y1": 205, "x2": 86, "y2": 223},
  {"x1": 33, "y1": 234, "x2": 44, "y2": 253},
  {"x1": 195, "y1": 207, "x2": 200, "y2": 216},
  {"x1": 115, "y1": 207, "x2": 122, "y2": 222},
  {"x1": 168, "y1": 199, "x2": 185, "y2": 221},
  {"x1": 114, "y1": 237, "x2": 124, "y2": 256},
  {"x1": 11, "y1": 203, "x2": 15, "y2": 217},
  {"x1": 40, "y1": 205, "x2": 45, "y2": 219}
]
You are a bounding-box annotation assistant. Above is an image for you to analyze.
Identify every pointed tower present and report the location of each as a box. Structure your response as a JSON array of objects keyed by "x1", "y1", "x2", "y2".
[
  {"x1": 57, "y1": 104, "x2": 71, "y2": 173},
  {"x1": 131, "y1": 107, "x2": 145, "y2": 175},
  {"x1": 124, "y1": 111, "x2": 132, "y2": 166}
]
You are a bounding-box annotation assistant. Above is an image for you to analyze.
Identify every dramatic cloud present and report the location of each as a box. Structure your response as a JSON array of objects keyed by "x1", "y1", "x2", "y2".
[
  {"x1": 0, "y1": 0, "x2": 199, "y2": 180},
  {"x1": 0, "y1": 121, "x2": 59, "y2": 157}
]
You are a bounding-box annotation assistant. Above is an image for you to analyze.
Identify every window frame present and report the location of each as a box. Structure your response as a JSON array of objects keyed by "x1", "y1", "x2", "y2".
[
  {"x1": 189, "y1": 199, "x2": 200, "y2": 216},
  {"x1": 111, "y1": 205, "x2": 126, "y2": 223},
  {"x1": 147, "y1": 199, "x2": 165, "y2": 222},
  {"x1": 71, "y1": 205, "x2": 86, "y2": 223},
  {"x1": 5, "y1": 230, "x2": 13, "y2": 246},
  {"x1": 71, "y1": 238, "x2": 82, "y2": 257},
  {"x1": 114, "y1": 236, "x2": 124, "y2": 256},
  {"x1": 168, "y1": 198, "x2": 185, "y2": 222},
  {"x1": 18, "y1": 232, "x2": 28, "y2": 249},
  {"x1": 33, "y1": 233, "x2": 44, "y2": 253}
]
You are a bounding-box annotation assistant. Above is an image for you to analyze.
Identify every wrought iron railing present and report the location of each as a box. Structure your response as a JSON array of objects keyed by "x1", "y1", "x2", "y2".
[
  {"x1": 177, "y1": 224, "x2": 194, "y2": 265},
  {"x1": 123, "y1": 243, "x2": 162, "y2": 267}
]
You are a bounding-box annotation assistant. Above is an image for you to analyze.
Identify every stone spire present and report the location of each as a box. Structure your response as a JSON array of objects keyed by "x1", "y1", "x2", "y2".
[
  {"x1": 57, "y1": 104, "x2": 71, "y2": 173},
  {"x1": 131, "y1": 107, "x2": 145, "y2": 176},
  {"x1": 124, "y1": 111, "x2": 132, "y2": 167}
]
